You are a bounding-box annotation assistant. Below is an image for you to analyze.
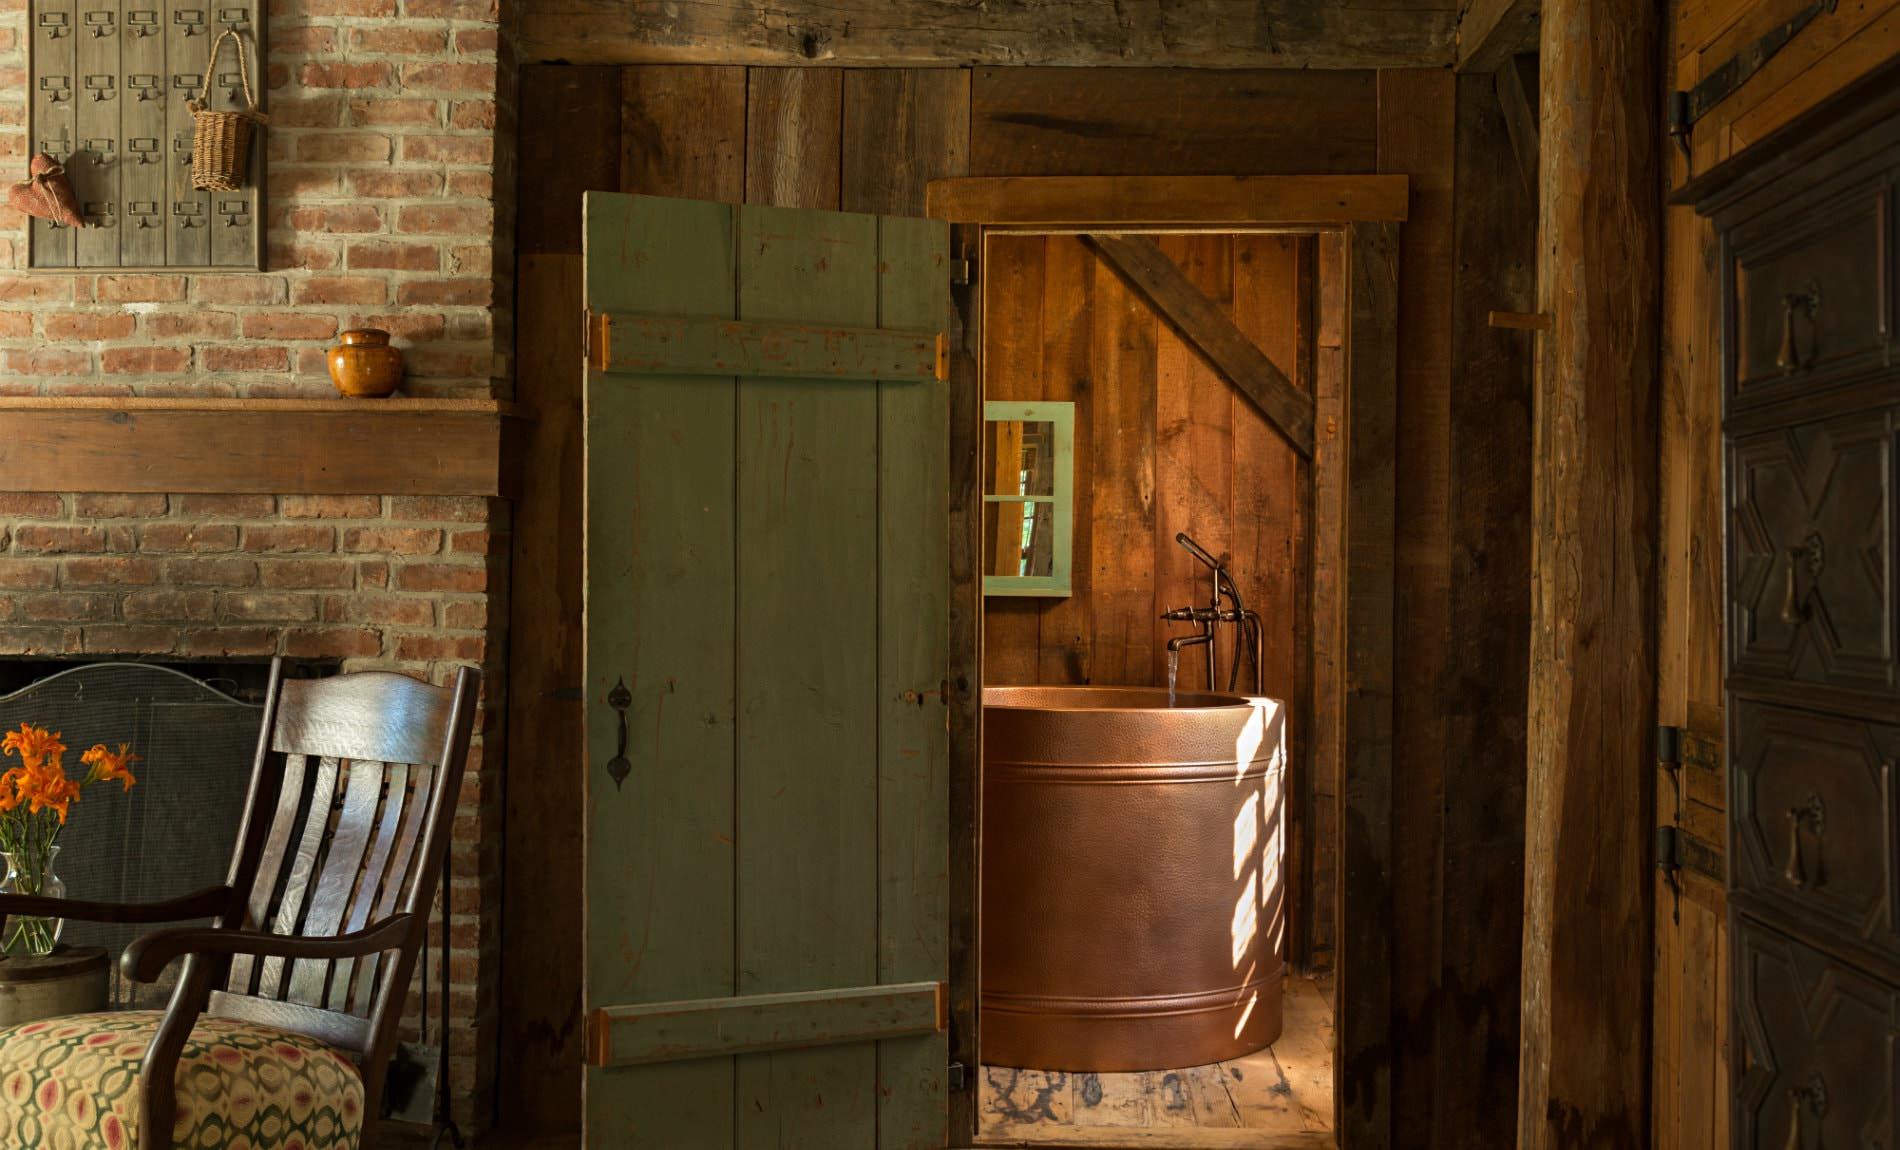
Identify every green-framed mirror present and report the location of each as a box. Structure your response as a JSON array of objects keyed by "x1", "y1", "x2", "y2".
[{"x1": 982, "y1": 400, "x2": 1074, "y2": 597}]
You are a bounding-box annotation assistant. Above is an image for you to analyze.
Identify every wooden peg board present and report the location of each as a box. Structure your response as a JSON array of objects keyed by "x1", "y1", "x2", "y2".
[{"x1": 26, "y1": 0, "x2": 265, "y2": 269}]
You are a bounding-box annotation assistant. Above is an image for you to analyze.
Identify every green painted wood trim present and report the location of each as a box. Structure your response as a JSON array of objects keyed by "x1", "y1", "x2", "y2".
[
  {"x1": 597, "y1": 312, "x2": 947, "y2": 381},
  {"x1": 982, "y1": 399, "x2": 1074, "y2": 598},
  {"x1": 588, "y1": 981, "x2": 946, "y2": 1068}
]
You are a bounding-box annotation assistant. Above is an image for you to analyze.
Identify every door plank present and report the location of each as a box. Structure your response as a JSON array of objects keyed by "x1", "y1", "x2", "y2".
[
  {"x1": 584, "y1": 192, "x2": 740, "y2": 1145},
  {"x1": 981, "y1": 233, "x2": 1048, "y2": 686},
  {"x1": 1087, "y1": 250, "x2": 1160, "y2": 686},
  {"x1": 734, "y1": 201, "x2": 882, "y2": 1150},
  {"x1": 876, "y1": 213, "x2": 954, "y2": 1150},
  {"x1": 1034, "y1": 235, "x2": 1096, "y2": 685},
  {"x1": 746, "y1": 68, "x2": 842, "y2": 210}
]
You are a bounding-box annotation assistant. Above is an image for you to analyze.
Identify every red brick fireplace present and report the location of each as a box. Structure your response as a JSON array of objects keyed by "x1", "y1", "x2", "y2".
[{"x1": 0, "y1": 399, "x2": 515, "y2": 1128}]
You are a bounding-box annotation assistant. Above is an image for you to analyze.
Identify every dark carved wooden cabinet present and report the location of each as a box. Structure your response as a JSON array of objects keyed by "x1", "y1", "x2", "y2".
[{"x1": 1682, "y1": 59, "x2": 1900, "y2": 1150}]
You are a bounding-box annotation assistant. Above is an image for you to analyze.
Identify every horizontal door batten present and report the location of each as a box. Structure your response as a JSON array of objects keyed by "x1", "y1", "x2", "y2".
[
  {"x1": 585, "y1": 980, "x2": 946, "y2": 1068},
  {"x1": 590, "y1": 311, "x2": 948, "y2": 382}
]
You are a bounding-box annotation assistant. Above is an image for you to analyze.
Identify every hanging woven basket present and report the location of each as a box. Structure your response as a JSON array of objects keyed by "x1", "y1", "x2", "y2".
[{"x1": 188, "y1": 30, "x2": 267, "y2": 192}]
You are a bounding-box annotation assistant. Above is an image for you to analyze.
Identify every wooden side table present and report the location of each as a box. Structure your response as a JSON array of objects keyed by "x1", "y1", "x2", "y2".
[{"x1": 0, "y1": 947, "x2": 108, "y2": 1027}]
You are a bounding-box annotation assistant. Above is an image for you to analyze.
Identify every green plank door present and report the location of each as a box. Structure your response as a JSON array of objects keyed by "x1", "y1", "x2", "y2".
[{"x1": 583, "y1": 191, "x2": 951, "y2": 1150}]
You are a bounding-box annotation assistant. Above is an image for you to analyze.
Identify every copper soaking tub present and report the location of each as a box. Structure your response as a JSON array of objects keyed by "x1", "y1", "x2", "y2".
[{"x1": 981, "y1": 686, "x2": 1287, "y2": 1072}]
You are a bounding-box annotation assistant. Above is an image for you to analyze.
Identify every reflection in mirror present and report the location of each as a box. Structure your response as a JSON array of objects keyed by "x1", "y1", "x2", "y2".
[
  {"x1": 984, "y1": 420, "x2": 1058, "y2": 498},
  {"x1": 985, "y1": 500, "x2": 1056, "y2": 578},
  {"x1": 982, "y1": 400, "x2": 1073, "y2": 597}
]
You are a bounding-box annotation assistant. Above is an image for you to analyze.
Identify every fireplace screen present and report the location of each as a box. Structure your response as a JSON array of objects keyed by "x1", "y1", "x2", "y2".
[{"x1": 0, "y1": 663, "x2": 263, "y2": 1006}]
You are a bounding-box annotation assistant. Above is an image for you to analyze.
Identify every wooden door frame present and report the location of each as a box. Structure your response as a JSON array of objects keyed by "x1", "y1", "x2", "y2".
[{"x1": 929, "y1": 174, "x2": 1406, "y2": 1150}]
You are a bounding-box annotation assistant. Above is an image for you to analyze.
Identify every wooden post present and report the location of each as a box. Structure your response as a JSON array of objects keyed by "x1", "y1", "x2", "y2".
[{"x1": 1517, "y1": 0, "x2": 1661, "y2": 1144}]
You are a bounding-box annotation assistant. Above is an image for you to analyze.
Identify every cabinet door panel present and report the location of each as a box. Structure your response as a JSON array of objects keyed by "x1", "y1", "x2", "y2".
[
  {"x1": 1732, "y1": 916, "x2": 1898, "y2": 1150},
  {"x1": 1729, "y1": 412, "x2": 1894, "y2": 700},
  {"x1": 1731, "y1": 703, "x2": 1899, "y2": 954}
]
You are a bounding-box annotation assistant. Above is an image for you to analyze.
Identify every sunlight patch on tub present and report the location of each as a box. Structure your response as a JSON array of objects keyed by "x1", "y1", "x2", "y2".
[
  {"x1": 1232, "y1": 790, "x2": 1260, "y2": 879},
  {"x1": 1231, "y1": 869, "x2": 1258, "y2": 968},
  {"x1": 1232, "y1": 991, "x2": 1260, "y2": 1040}
]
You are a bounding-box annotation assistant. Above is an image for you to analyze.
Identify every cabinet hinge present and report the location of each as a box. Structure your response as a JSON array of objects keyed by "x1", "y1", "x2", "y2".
[
  {"x1": 948, "y1": 1061, "x2": 968, "y2": 1093},
  {"x1": 1655, "y1": 825, "x2": 1681, "y2": 874},
  {"x1": 1657, "y1": 724, "x2": 1682, "y2": 767},
  {"x1": 951, "y1": 257, "x2": 974, "y2": 287}
]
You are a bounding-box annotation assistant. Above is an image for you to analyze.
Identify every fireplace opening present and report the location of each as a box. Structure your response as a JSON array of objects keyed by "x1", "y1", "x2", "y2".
[{"x1": 0, "y1": 659, "x2": 328, "y2": 1004}]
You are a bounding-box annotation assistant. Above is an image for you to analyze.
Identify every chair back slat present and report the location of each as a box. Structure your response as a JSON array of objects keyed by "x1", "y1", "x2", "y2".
[
  {"x1": 272, "y1": 674, "x2": 454, "y2": 765},
  {"x1": 228, "y1": 751, "x2": 308, "y2": 994},
  {"x1": 255, "y1": 755, "x2": 341, "y2": 1000},
  {"x1": 352, "y1": 762, "x2": 433, "y2": 1010},
  {"x1": 327, "y1": 761, "x2": 409, "y2": 1013},
  {"x1": 285, "y1": 759, "x2": 386, "y2": 1006}
]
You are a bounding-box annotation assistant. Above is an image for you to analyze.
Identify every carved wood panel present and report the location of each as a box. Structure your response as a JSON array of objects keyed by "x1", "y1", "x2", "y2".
[
  {"x1": 1731, "y1": 702, "x2": 1899, "y2": 957},
  {"x1": 26, "y1": 0, "x2": 262, "y2": 268},
  {"x1": 1729, "y1": 412, "x2": 1894, "y2": 700},
  {"x1": 1732, "y1": 916, "x2": 1899, "y2": 1150}
]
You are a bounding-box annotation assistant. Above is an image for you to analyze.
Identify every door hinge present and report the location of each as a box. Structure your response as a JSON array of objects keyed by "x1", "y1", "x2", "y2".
[
  {"x1": 1657, "y1": 824, "x2": 1683, "y2": 924},
  {"x1": 1657, "y1": 724, "x2": 1682, "y2": 767},
  {"x1": 585, "y1": 309, "x2": 612, "y2": 371},
  {"x1": 1656, "y1": 825, "x2": 1681, "y2": 875},
  {"x1": 948, "y1": 1061, "x2": 968, "y2": 1093},
  {"x1": 951, "y1": 257, "x2": 974, "y2": 287},
  {"x1": 1668, "y1": 0, "x2": 1837, "y2": 160}
]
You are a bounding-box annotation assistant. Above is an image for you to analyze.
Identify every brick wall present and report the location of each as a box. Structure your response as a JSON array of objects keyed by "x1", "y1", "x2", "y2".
[
  {"x1": 0, "y1": 489, "x2": 509, "y2": 1125},
  {"x1": 0, "y1": 0, "x2": 507, "y2": 398}
]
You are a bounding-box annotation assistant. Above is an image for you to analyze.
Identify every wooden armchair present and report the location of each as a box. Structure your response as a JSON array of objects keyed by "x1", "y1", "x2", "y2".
[{"x1": 0, "y1": 658, "x2": 478, "y2": 1150}]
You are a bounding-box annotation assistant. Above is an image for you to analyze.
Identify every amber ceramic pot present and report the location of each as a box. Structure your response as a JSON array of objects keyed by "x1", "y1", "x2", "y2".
[
  {"x1": 981, "y1": 686, "x2": 1288, "y2": 1072},
  {"x1": 328, "y1": 329, "x2": 403, "y2": 398}
]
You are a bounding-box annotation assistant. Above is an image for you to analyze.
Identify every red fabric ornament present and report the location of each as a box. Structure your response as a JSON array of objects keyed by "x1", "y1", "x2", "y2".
[{"x1": 8, "y1": 154, "x2": 83, "y2": 229}]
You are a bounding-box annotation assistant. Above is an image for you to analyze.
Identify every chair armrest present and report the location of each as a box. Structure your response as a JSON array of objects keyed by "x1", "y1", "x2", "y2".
[
  {"x1": 121, "y1": 914, "x2": 419, "y2": 984},
  {"x1": 0, "y1": 885, "x2": 238, "y2": 927}
]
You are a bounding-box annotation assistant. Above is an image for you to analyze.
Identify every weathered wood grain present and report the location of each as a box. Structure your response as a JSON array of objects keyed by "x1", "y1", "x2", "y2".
[
  {"x1": 1437, "y1": 70, "x2": 1534, "y2": 1150},
  {"x1": 1378, "y1": 66, "x2": 1456, "y2": 1150},
  {"x1": 970, "y1": 68, "x2": 1381, "y2": 177},
  {"x1": 619, "y1": 65, "x2": 744, "y2": 200},
  {"x1": 946, "y1": 218, "x2": 984, "y2": 1150},
  {"x1": 594, "y1": 312, "x2": 943, "y2": 381},
  {"x1": 587, "y1": 982, "x2": 944, "y2": 1067},
  {"x1": 517, "y1": 3, "x2": 1456, "y2": 70},
  {"x1": 874, "y1": 213, "x2": 954, "y2": 1150},
  {"x1": 1336, "y1": 220, "x2": 1399, "y2": 1150},
  {"x1": 929, "y1": 175, "x2": 1411, "y2": 226},
  {"x1": 1496, "y1": 53, "x2": 1540, "y2": 197},
  {"x1": 1084, "y1": 232, "x2": 1316, "y2": 458},
  {"x1": 981, "y1": 233, "x2": 1049, "y2": 687},
  {"x1": 0, "y1": 404, "x2": 512, "y2": 496},
  {"x1": 1034, "y1": 235, "x2": 1097, "y2": 686},
  {"x1": 732, "y1": 203, "x2": 881, "y2": 1149},
  {"x1": 583, "y1": 193, "x2": 740, "y2": 1146},
  {"x1": 841, "y1": 68, "x2": 971, "y2": 217},
  {"x1": 745, "y1": 68, "x2": 841, "y2": 210},
  {"x1": 1518, "y1": 0, "x2": 1661, "y2": 1144},
  {"x1": 1457, "y1": 0, "x2": 1542, "y2": 71}
]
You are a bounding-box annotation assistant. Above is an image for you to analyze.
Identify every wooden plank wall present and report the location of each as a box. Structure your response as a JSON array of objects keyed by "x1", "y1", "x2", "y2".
[
  {"x1": 505, "y1": 63, "x2": 1536, "y2": 1149},
  {"x1": 1652, "y1": 1, "x2": 1900, "y2": 1146}
]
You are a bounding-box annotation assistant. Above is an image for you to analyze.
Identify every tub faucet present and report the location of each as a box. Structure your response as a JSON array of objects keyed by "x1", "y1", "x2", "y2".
[{"x1": 1161, "y1": 532, "x2": 1265, "y2": 695}]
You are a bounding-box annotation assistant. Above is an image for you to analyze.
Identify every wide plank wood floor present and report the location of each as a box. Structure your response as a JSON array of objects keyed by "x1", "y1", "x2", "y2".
[{"x1": 976, "y1": 975, "x2": 1334, "y2": 1149}]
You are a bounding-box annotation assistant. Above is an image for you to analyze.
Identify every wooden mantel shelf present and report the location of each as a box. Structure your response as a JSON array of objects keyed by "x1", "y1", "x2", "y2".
[{"x1": 0, "y1": 397, "x2": 526, "y2": 497}]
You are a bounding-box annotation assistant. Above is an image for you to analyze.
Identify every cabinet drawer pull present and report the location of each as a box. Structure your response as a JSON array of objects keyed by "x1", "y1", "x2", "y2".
[
  {"x1": 605, "y1": 676, "x2": 632, "y2": 790},
  {"x1": 1777, "y1": 283, "x2": 1822, "y2": 375},
  {"x1": 1779, "y1": 532, "x2": 1825, "y2": 625},
  {"x1": 1784, "y1": 1071, "x2": 1828, "y2": 1150},
  {"x1": 1783, "y1": 792, "x2": 1826, "y2": 888}
]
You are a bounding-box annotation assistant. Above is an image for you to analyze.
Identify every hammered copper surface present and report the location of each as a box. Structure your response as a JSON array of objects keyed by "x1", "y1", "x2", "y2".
[{"x1": 981, "y1": 686, "x2": 1287, "y2": 1071}]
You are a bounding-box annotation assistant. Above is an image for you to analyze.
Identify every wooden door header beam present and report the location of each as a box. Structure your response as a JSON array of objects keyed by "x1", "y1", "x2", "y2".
[
  {"x1": 518, "y1": 2, "x2": 1454, "y2": 69},
  {"x1": 925, "y1": 175, "x2": 1410, "y2": 226}
]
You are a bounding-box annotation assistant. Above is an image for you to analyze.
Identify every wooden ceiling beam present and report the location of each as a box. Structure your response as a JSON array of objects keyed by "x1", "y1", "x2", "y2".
[
  {"x1": 1458, "y1": 0, "x2": 1541, "y2": 71},
  {"x1": 1082, "y1": 232, "x2": 1316, "y2": 459},
  {"x1": 519, "y1": 0, "x2": 1455, "y2": 69}
]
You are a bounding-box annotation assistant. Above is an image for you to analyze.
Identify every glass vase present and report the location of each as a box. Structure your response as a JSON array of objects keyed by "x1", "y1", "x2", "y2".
[{"x1": 1, "y1": 845, "x2": 64, "y2": 957}]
